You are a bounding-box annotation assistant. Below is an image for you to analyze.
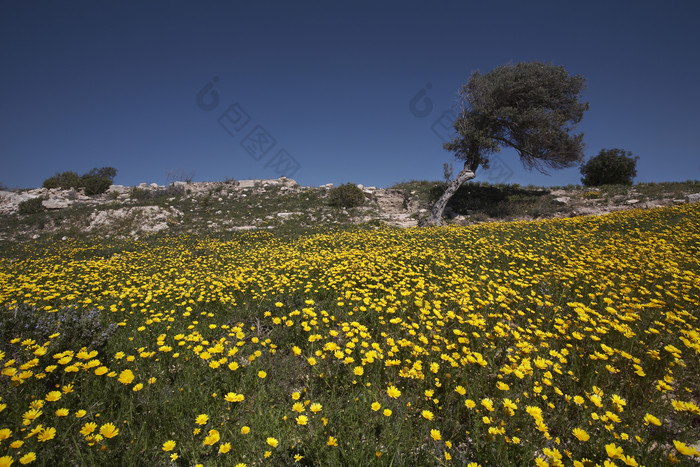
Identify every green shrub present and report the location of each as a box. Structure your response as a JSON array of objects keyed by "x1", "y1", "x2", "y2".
[
  {"x1": 42, "y1": 167, "x2": 117, "y2": 195},
  {"x1": 42, "y1": 171, "x2": 81, "y2": 190},
  {"x1": 18, "y1": 197, "x2": 44, "y2": 214},
  {"x1": 329, "y1": 183, "x2": 365, "y2": 208},
  {"x1": 580, "y1": 148, "x2": 638, "y2": 186},
  {"x1": 130, "y1": 187, "x2": 148, "y2": 200},
  {"x1": 81, "y1": 175, "x2": 112, "y2": 195}
]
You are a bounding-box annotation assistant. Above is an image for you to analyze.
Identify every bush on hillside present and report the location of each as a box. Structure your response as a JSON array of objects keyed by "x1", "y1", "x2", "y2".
[
  {"x1": 18, "y1": 197, "x2": 45, "y2": 214},
  {"x1": 42, "y1": 167, "x2": 118, "y2": 195},
  {"x1": 329, "y1": 183, "x2": 365, "y2": 208},
  {"x1": 43, "y1": 171, "x2": 82, "y2": 190},
  {"x1": 580, "y1": 149, "x2": 638, "y2": 186}
]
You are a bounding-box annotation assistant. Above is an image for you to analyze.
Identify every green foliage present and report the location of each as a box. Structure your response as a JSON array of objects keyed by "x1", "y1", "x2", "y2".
[
  {"x1": 444, "y1": 61, "x2": 589, "y2": 173},
  {"x1": 329, "y1": 183, "x2": 365, "y2": 208},
  {"x1": 42, "y1": 167, "x2": 117, "y2": 195},
  {"x1": 42, "y1": 171, "x2": 81, "y2": 190},
  {"x1": 580, "y1": 148, "x2": 638, "y2": 186},
  {"x1": 81, "y1": 175, "x2": 112, "y2": 195},
  {"x1": 0, "y1": 304, "x2": 118, "y2": 356},
  {"x1": 130, "y1": 187, "x2": 148, "y2": 200},
  {"x1": 17, "y1": 197, "x2": 44, "y2": 214}
]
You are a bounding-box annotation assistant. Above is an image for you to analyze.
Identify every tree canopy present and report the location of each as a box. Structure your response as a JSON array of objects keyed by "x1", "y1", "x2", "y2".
[{"x1": 445, "y1": 61, "x2": 589, "y2": 173}]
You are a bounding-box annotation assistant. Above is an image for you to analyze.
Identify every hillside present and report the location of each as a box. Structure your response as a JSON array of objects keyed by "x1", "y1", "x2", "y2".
[{"x1": 1, "y1": 177, "x2": 699, "y2": 243}]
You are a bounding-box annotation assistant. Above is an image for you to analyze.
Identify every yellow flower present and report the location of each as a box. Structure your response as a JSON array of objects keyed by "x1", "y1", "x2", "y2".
[
  {"x1": 371, "y1": 402, "x2": 381, "y2": 411},
  {"x1": 240, "y1": 426, "x2": 250, "y2": 434},
  {"x1": 0, "y1": 456, "x2": 14, "y2": 467},
  {"x1": 465, "y1": 399, "x2": 476, "y2": 408},
  {"x1": 430, "y1": 429, "x2": 441, "y2": 441},
  {"x1": 80, "y1": 422, "x2": 97, "y2": 436},
  {"x1": 354, "y1": 366, "x2": 364, "y2": 376},
  {"x1": 118, "y1": 369, "x2": 134, "y2": 385},
  {"x1": 195, "y1": 414, "x2": 209, "y2": 425},
  {"x1": 310, "y1": 403, "x2": 322, "y2": 413},
  {"x1": 481, "y1": 398, "x2": 494, "y2": 411},
  {"x1": 99, "y1": 423, "x2": 119, "y2": 439},
  {"x1": 19, "y1": 452, "x2": 36, "y2": 464},
  {"x1": 454, "y1": 386, "x2": 466, "y2": 395},
  {"x1": 132, "y1": 383, "x2": 143, "y2": 392},
  {"x1": 327, "y1": 436, "x2": 338, "y2": 446},
  {"x1": 162, "y1": 440, "x2": 176, "y2": 451},
  {"x1": 386, "y1": 385, "x2": 401, "y2": 399},
  {"x1": 224, "y1": 392, "x2": 244, "y2": 402},
  {"x1": 37, "y1": 427, "x2": 56, "y2": 442},
  {"x1": 55, "y1": 408, "x2": 69, "y2": 417},
  {"x1": 307, "y1": 357, "x2": 317, "y2": 366},
  {"x1": 383, "y1": 409, "x2": 392, "y2": 416},
  {"x1": 673, "y1": 440, "x2": 697, "y2": 456},
  {"x1": 203, "y1": 429, "x2": 220, "y2": 445},
  {"x1": 643, "y1": 413, "x2": 661, "y2": 426},
  {"x1": 422, "y1": 410, "x2": 434, "y2": 421},
  {"x1": 45, "y1": 391, "x2": 61, "y2": 402},
  {"x1": 572, "y1": 428, "x2": 590, "y2": 442},
  {"x1": 75, "y1": 410, "x2": 86, "y2": 418},
  {"x1": 605, "y1": 443, "x2": 624, "y2": 459},
  {"x1": 219, "y1": 442, "x2": 231, "y2": 453},
  {"x1": 0, "y1": 429, "x2": 11, "y2": 441},
  {"x1": 22, "y1": 408, "x2": 42, "y2": 424},
  {"x1": 258, "y1": 371, "x2": 267, "y2": 379},
  {"x1": 266, "y1": 437, "x2": 279, "y2": 448}
]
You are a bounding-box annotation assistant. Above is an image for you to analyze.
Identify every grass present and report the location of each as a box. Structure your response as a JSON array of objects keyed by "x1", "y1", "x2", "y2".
[{"x1": 0, "y1": 202, "x2": 699, "y2": 466}]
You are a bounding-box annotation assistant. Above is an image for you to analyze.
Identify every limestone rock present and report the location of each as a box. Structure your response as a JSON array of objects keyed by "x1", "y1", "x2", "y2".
[
  {"x1": 686, "y1": 193, "x2": 700, "y2": 203},
  {"x1": 42, "y1": 199, "x2": 70, "y2": 210}
]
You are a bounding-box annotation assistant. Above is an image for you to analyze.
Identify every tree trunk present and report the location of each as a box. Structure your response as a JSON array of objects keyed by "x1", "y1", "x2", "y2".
[{"x1": 422, "y1": 166, "x2": 476, "y2": 226}]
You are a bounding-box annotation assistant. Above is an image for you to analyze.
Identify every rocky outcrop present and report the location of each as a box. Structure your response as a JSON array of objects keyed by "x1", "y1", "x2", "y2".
[
  {"x1": 87, "y1": 206, "x2": 183, "y2": 237},
  {"x1": 686, "y1": 193, "x2": 700, "y2": 203}
]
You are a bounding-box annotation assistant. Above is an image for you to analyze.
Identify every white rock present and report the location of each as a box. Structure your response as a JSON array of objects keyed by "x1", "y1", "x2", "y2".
[
  {"x1": 42, "y1": 199, "x2": 70, "y2": 209},
  {"x1": 686, "y1": 193, "x2": 700, "y2": 203},
  {"x1": 237, "y1": 180, "x2": 257, "y2": 188},
  {"x1": 626, "y1": 199, "x2": 640, "y2": 205}
]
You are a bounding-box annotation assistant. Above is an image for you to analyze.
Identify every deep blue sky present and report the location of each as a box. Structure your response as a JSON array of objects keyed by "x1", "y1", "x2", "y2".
[{"x1": 2, "y1": 1, "x2": 699, "y2": 189}]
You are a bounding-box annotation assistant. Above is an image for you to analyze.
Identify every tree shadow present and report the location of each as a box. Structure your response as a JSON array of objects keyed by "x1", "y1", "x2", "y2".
[{"x1": 430, "y1": 182, "x2": 553, "y2": 219}]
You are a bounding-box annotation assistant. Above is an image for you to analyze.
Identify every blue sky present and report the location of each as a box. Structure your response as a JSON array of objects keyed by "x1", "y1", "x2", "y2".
[{"x1": 2, "y1": 1, "x2": 699, "y2": 189}]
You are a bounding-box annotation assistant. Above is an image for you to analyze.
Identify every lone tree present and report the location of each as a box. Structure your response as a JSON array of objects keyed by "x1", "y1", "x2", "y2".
[
  {"x1": 580, "y1": 148, "x2": 638, "y2": 186},
  {"x1": 424, "y1": 61, "x2": 589, "y2": 225}
]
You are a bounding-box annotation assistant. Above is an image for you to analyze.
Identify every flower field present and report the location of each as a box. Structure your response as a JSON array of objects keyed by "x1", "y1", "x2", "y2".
[{"x1": 1, "y1": 204, "x2": 699, "y2": 466}]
